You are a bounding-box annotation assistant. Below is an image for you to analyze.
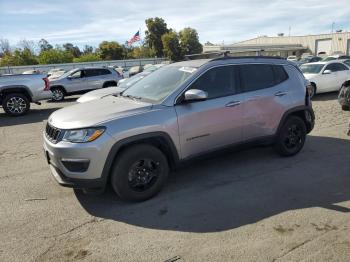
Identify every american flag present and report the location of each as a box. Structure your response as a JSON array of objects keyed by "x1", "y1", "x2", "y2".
[{"x1": 128, "y1": 31, "x2": 141, "y2": 46}]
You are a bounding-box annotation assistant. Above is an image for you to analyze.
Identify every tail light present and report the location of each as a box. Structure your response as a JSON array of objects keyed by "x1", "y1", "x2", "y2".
[{"x1": 43, "y1": 77, "x2": 50, "y2": 91}]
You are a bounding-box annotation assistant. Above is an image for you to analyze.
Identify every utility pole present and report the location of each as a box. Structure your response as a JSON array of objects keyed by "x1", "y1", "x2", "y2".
[
  {"x1": 331, "y1": 22, "x2": 335, "y2": 33},
  {"x1": 289, "y1": 26, "x2": 291, "y2": 37}
]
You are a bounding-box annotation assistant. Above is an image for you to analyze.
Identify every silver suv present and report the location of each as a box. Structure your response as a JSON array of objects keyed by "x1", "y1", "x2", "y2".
[
  {"x1": 43, "y1": 56, "x2": 315, "y2": 201},
  {"x1": 49, "y1": 67, "x2": 122, "y2": 101}
]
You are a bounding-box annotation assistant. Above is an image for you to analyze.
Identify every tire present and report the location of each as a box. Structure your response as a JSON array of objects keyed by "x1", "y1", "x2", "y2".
[
  {"x1": 274, "y1": 116, "x2": 307, "y2": 157},
  {"x1": 103, "y1": 81, "x2": 117, "y2": 88},
  {"x1": 341, "y1": 105, "x2": 350, "y2": 111},
  {"x1": 111, "y1": 144, "x2": 169, "y2": 202},
  {"x1": 2, "y1": 93, "x2": 30, "y2": 116},
  {"x1": 51, "y1": 87, "x2": 65, "y2": 101},
  {"x1": 310, "y1": 84, "x2": 316, "y2": 98}
]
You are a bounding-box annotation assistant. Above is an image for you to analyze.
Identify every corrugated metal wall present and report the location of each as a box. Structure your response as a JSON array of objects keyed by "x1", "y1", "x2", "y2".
[{"x1": 234, "y1": 32, "x2": 350, "y2": 55}]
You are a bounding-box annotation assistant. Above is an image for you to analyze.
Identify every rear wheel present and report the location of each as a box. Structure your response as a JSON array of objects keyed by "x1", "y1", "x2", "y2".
[
  {"x1": 2, "y1": 93, "x2": 30, "y2": 116},
  {"x1": 310, "y1": 84, "x2": 316, "y2": 98},
  {"x1": 111, "y1": 144, "x2": 169, "y2": 202},
  {"x1": 51, "y1": 87, "x2": 65, "y2": 101},
  {"x1": 341, "y1": 105, "x2": 350, "y2": 111},
  {"x1": 274, "y1": 116, "x2": 307, "y2": 156}
]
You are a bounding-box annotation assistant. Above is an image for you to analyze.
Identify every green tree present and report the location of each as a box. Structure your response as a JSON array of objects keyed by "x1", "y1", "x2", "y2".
[
  {"x1": 73, "y1": 53, "x2": 101, "y2": 62},
  {"x1": 38, "y1": 39, "x2": 53, "y2": 52},
  {"x1": 0, "y1": 48, "x2": 38, "y2": 66},
  {"x1": 63, "y1": 43, "x2": 81, "y2": 58},
  {"x1": 179, "y1": 27, "x2": 203, "y2": 55},
  {"x1": 161, "y1": 31, "x2": 183, "y2": 61},
  {"x1": 82, "y1": 45, "x2": 94, "y2": 54},
  {"x1": 145, "y1": 17, "x2": 169, "y2": 57},
  {"x1": 38, "y1": 49, "x2": 73, "y2": 64},
  {"x1": 98, "y1": 41, "x2": 123, "y2": 60}
]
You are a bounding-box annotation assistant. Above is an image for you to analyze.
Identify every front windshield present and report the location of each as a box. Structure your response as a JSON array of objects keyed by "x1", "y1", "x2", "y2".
[
  {"x1": 300, "y1": 64, "x2": 324, "y2": 74},
  {"x1": 122, "y1": 65, "x2": 196, "y2": 102},
  {"x1": 119, "y1": 74, "x2": 145, "y2": 89},
  {"x1": 343, "y1": 60, "x2": 350, "y2": 67}
]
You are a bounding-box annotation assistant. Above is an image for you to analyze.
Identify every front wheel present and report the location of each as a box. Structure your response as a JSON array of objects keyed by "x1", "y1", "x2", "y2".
[
  {"x1": 2, "y1": 93, "x2": 30, "y2": 116},
  {"x1": 111, "y1": 144, "x2": 169, "y2": 202},
  {"x1": 274, "y1": 116, "x2": 307, "y2": 156}
]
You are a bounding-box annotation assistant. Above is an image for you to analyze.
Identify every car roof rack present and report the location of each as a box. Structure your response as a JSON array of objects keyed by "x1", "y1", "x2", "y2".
[
  {"x1": 184, "y1": 51, "x2": 230, "y2": 60},
  {"x1": 185, "y1": 51, "x2": 285, "y2": 61}
]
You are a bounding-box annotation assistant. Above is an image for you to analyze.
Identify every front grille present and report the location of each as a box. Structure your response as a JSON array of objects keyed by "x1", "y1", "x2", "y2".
[{"x1": 45, "y1": 123, "x2": 61, "y2": 143}]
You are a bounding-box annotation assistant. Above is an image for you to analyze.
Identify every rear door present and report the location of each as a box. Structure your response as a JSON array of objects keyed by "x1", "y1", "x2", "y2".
[
  {"x1": 84, "y1": 69, "x2": 110, "y2": 90},
  {"x1": 175, "y1": 65, "x2": 245, "y2": 159},
  {"x1": 239, "y1": 64, "x2": 291, "y2": 140}
]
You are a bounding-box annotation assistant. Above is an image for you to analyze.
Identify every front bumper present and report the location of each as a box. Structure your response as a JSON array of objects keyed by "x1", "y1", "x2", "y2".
[{"x1": 43, "y1": 131, "x2": 114, "y2": 189}]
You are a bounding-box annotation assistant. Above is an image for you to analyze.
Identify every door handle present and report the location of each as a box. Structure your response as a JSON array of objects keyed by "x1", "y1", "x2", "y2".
[
  {"x1": 275, "y1": 91, "x2": 288, "y2": 97},
  {"x1": 225, "y1": 101, "x2": 241, "y2": 107}
]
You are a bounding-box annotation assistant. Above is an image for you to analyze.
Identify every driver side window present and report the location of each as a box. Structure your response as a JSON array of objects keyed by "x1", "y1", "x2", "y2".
[{"x1": 189, "y1": 66, "x2": 237, "y2": 99}]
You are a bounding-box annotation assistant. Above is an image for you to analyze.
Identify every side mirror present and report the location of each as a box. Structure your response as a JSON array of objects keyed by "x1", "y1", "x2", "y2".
[
  {"x1": 184, "y1": 89, "x2": 208, "y2": 102},
  {"x1": 323, "y1": 70, "x2": 332, "y2": 74},
  {"x1": 67, "y1": 75, "x2": 73, "y2": 80}
]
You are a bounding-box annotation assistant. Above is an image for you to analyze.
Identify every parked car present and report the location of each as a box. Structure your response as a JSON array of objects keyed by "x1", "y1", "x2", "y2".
[
  {"x1": 43, "y1": 56, "x2": 314, "y2": 201},
  {"x1": 287, "y1": 55, "x2": 298, "y2": 61},
  {"x1": 297, "y1": 56, "x2": 322, "y2": 66},
  {"x1": 322, "y1": 55, "x2": 350, "y2": 61},
  {"x1": 47, "y1": 68, "x2": 66, "y2": 79},
  {"x1": 0, "y1": 74, "x2": 51, "y2": 116},
  {"x1": 128, "y1": 65, "x2": 143, "y2": 77},
  {"x1": 338, "y1": 80, "x2": 350, "y2": 110},
  {"x1": 22, "y1": 70, "x2": 42, "y2": 74},
  {"x1": 300, "y1": 61, "x2": 350, "y2": 97},
  {"x1": 77, "y1": 64, "x2": 164, "y2": 103},
  {"x1": 49, "y1": 67, "x2": 122, "y2": 101}
]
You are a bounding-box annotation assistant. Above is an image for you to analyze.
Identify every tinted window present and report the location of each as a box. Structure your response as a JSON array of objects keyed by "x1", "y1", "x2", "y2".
[
  {"x1": 272, "y1": 65, "x2": 288, "y2": 84},
  {"x1": 190, "y1": 66, "x2": 238, "y2": 99},
  {"x1": 325, "y1": 63, "x2": 349, "y2": 72},
  {"x1": 100, "y1": 69, "x2": 111, "y2": 75},
  {"x1": 240, "y1": 64, "x2": 275, "y2": 92}
]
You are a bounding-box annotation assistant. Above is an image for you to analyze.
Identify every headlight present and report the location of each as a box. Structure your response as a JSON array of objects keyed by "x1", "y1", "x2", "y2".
[{"x1": 62, "y1": 127, "x2": 105, "y2": 143}]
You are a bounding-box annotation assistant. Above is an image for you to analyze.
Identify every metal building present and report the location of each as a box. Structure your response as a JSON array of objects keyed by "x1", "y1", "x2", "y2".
[{"x1": 203, "y1": 32, "x2": 350, "y2": 57}]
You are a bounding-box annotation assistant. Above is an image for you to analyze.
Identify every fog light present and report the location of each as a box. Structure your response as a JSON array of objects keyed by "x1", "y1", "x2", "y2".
[{"x1": 61, "y1": 158, "x2": 90, "y2": 172}]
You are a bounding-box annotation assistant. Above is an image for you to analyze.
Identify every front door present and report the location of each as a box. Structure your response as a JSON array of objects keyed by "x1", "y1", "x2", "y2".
[
  {"x1": 175, "y1": 65, "x2": 244, "y2": 159},
  {"x1": 67, "y1": 70, "x2": 86, "y2": 93}
]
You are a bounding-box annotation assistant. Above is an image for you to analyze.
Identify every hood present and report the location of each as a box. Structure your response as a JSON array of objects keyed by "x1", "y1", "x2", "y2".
[
  {"x1": 48, "y1": 96, "x2": 152, "y2": 129},
  {"x1": 77, "y1": 86, "x2": 125, "y2": 103},
  {"x1": 303, "y1": 73, "x2": 317, "y2": 80}
]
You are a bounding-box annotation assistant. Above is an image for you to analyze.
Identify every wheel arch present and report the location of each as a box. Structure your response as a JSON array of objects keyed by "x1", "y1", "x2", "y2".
[
  {"x1": 277, "y1": 106, "x2": 315, "y2": 135},
  {"x1": 0, "y1": 85, "x2": 33, "y2": 102},
  {"x1": 50, "y1": 85, "x2": 67, "y2": 94},
  {"x1": 101, "y1": 132, "x2": 180, "y2": 184}
]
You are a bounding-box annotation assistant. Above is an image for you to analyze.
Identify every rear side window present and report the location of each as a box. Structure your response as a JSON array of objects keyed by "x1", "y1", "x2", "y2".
[
  {"x1": 190, "y1": 65, "x2": 239, "y2": 99},
  {"x1": 85, "y1": 69, "x2": 111, "y2": 77},
  {"x1": 272, "y1": 65, "x2": 289, "y2": 85},
  {"x1": 100, "y1": 69, "x2": 112, "y2": 75},
  {"x1": 239, "y1": 64, "x2": 275, "y2": 92}
]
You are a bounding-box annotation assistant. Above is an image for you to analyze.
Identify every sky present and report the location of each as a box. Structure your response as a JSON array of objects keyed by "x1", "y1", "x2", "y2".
[{"x1": 1, "y1": 0, "x2": 350, "y2": 49}]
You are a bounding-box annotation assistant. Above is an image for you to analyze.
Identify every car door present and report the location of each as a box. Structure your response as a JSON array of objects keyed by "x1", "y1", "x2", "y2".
[
  {"x1": 66, "y1": 70, "x2": 86, "y2": 93},
  {"x1": 321, "y1": 63, "x2": 347, "y2": 92},
  {"x1": 239, "y1": 64, "x2": 290, "y2": 140},
  {"x1": 334, "y1": 63, "x2": 350, "y2": 87},
  {"x1": 84, "y1": 69, "x2": 106, "y2": 90},
  {"x1": 175, "y1": 65, "x2": 245, "y2": 159}
]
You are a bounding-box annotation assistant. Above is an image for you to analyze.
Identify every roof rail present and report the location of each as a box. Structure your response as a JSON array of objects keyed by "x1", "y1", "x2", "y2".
[
  {"x1": 185, "y1": 51, "x2": 229, "y2": 60},
  {"x1": 185, "y1": 51, "x2": 285, "y2": 61},
  {"x1": 211, "y1": 54, "x2": 285, "y2": 61}
]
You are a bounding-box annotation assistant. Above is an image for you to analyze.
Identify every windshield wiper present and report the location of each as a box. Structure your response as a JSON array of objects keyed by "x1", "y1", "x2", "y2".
[{"x1": 122, "y1": 94, "x2": 142, "y2": 100}]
